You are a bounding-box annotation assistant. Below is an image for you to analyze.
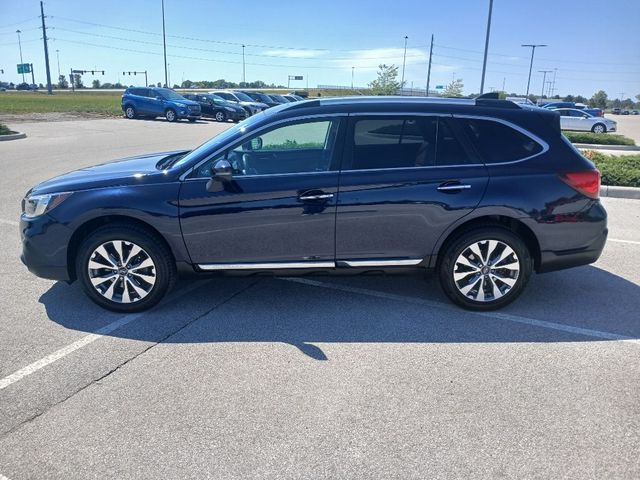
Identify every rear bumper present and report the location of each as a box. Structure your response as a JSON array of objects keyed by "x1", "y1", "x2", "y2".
[{"x1": 538, "y1": 227, "x2": 608, "y2": 273}]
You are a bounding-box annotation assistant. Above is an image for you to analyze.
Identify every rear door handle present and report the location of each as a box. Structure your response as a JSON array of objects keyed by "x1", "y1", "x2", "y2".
[
  {"x1": 437, "y1": 182, "x2": 471, "y2": 192},
  {"x1": 299, "y1": 193, "x2": 334, "y2": 201}
]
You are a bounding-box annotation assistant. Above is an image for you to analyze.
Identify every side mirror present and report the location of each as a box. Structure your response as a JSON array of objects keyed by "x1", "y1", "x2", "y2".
[
  {"x1": 250, "y1": 137, "x2": 263, "y2": 151},
  {"x1": 212, "y1": 159, "x2": 233, "y2": 181}
]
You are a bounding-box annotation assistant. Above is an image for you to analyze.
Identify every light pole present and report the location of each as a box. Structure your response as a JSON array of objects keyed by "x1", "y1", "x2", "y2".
[
  {"x1": 521, "y1": 44, "x2": 546, "y2": 99},
  {"x1": 539, "y1": 70, "x2": 552, "y2": 102},
  {"x1": 351, "y1": 66, "x2": 354, "y2": 90},
  {"x1": 56, "y1": 49, "x2": 60, "y2": 77},
  {"x1": 400, "y1": 35, "x2": 408, "y2": 95},
  {"x1": 16, "y1": 29, "x2": 25, "y2": 83},
  {"x1": 161, "y1": 0, "x2": 168, "y2": 88},
  {"x1": 479, "y1": 0, "x2": 494, "y2": 94},
  {"x1": 168, "y1": 63, "x2": 171, "y2": 87},
  {"x1": 242, "y1": 44, "x2": 246, "y2": 86}
]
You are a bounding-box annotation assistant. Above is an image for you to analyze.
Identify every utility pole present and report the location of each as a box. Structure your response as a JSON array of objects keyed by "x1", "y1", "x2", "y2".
[
  {"x1": 502, "y1": 77, "x2": 506, "y2": 92},
  {"x1": 521, "y1": 44, "x2": 547, "y2": 99},
  {"x1": 550, "y1": 68, "x2": 557, "y2": 98},
  {"x1": 40, "y1": 1, "x2": 53, "y2": 94},
  {"x1": 16, "y1": 30, "x2": 25, "y2": 83},
  {"x1": 242, "y1": 44, "x2": 246, "y2": 86},
  {"x1": 55, "y1": 49, "x2": 60, "y2": 77},
  {"x1": 539, "y1": 70, "x2": 552, "y2": 102},
  {"x1": 401, "y1": 35, "x2": 408, "y2": 95},
  {"x1": 30, "y1": 64, "x2": 35, "y2": 86},
  {"x1": 479, "y1": 0, "x2": 494, "y2": 94},
  {"x1": 351, "y1": 66, "x2": 354, "y2": 90},
  {"x1": 161, "y1": 0, "x2": 168, "y2": 88},
  {"x1": 168, "y1": 63, "x2": 171, "y2": 87},
  {"x1": 425, "y1": 33, "x2": 433, "y2": 96}
]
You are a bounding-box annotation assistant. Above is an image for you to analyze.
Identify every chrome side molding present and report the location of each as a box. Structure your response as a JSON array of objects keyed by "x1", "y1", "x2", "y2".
[
  {"x1": 339, "y1": 259, "x2": 423, "y2": 267},
  {"x1": 197, "y1": 258, "x2": 424, "y2": 271}
]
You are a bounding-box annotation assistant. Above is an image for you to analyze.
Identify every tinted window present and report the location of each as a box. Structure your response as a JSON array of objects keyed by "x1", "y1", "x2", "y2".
[
  {"x1": 129, "y1": 88, "x2": 146, "y2": 96},
  {"x1": 351, "y1": 117, "x2": 470, "y2": 169},
  {"x1": 457, "y1": 118, "x2": 543, "y2": 163},
  {"x1": 192, "y1": 119, "x2": 340, "y2": 177}
]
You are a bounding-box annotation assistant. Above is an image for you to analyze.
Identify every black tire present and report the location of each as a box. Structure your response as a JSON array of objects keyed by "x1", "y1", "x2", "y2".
[
  {"x1": 75, "y1": 224, "x2": 176, "y2": 313},
  {"x1": 438, "y1": 227, "x2": 532, "y2": 311},
  {"x1": 124, "y1": 105, "x2": 137, "y2": 119},
  {"x1": 165, "y1": 109, "x2": 177, "y2": 122},
  {"x1": 188, "y1": 118, "x2": 197, "y2": 123},
  {"x1": 591, "y1": 123, "x2": 606, "y2": 134},
  {"x1": 214, "y1": 110, "x2": 226, "y2": 122}
]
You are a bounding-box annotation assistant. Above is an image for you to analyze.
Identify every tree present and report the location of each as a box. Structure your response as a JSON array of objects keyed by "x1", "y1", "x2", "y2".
[
  {"x1": 181, "y1": 79, "x2": 194, "y2": 88},
  {"x1": 92, "y1": 79, "x2": 101, "y2": 89},
  {"x1": 57, "y1": 75, "x2": 68, "y2": 89},
  {"x1": 590, "y1": 90, "x2": 608, "y2": 109},
  {"x1": 563, "y1": 94, "x2": 575, "y2": 102},
  {"x1": 442, "y1": 78, "x2": 464, "y2": 98},
  {"x1": 368, "y1": 64, "x2": 403, "y2": 95},
  {"x1": 72, "y1": 74, "x2": 83, "y2": 89}
]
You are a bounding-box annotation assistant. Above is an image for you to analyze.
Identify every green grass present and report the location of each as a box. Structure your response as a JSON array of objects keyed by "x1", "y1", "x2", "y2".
[
  {"x1": 0, "y1": 123, "x2": 14, "y2": 135},
  {"x1": 563, "y1": 131, "x2": 635, "y2": 146},
  {"x1": 582, "y1": 151, "x2": 640, "y2": 187},
  {"x1": 0, "y1": 91, "x2": 123, "y2": 116}
]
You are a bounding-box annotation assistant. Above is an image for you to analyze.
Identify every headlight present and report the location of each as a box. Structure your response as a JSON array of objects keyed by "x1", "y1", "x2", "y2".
[
  {"x1": 175, "y1": 103, "x2": 186, "y2": 108},
  {"x1": 22, "y1": 192, "x2": 72, "y2": 218}
]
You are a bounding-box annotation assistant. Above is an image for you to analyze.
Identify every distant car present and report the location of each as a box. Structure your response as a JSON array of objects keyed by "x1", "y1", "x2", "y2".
[
  {"x1": 16, "y1": 82, "x2": 37, "y2": 91},
  {"x1": 209, "y1": 91, "x2": 267, "y2": 116},
  {"x1": 121, "y1": 87, "x2": 201, "y2": 122},
  {"x1": 182, "y1": 93, "x2": 246, "y2": 122},
  {"x1": 238, "y1": 91, "x2": 280, "y2": 108},
  {"x1": 283, "y1": 95, "x2": 300, "y2": 102},
  {"x1": 621, "y1": 109, "x2": 630, "y2": 115},
  {"x1": 268, "y1": 94, "x2": 291, "y2": 105},
  {"x1": 611, "y1": 108, "x2": 621, "y2": 115},
  {"x1": 0, "y1": 87, "x2": 6, "y2": 92},
  {"x1": 632, "y1": 110, "x2": 639, "y2": 115},
  {"x1": 287, "y1": 94, "x2": 305, "y2": 101},
  {"x1": 553, "y1": 108, "x2": 616, "y2": 134},
  {"x1": 542, "y1": 102, "x2": 603, "y2": 117}
]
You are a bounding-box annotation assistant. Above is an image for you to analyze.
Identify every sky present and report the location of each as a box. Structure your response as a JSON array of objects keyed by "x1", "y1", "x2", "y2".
[{"x1": 0, "y1": 0, "x2": 639, "y2": 99}]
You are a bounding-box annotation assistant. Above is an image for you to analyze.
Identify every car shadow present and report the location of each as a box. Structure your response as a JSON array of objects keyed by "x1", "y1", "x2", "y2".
[{"x1": 39, "y1": 265, "x2": 640, "y2": 360}]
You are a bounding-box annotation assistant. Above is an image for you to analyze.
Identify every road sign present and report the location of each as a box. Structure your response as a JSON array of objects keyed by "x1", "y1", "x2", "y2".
[
  {"x1": 17, "y1": 63, "x2": 31, "y2": 74},
  {"x1": 435, "y1": 85, "x2": 444, "y2": 90},
  {"x1": 293, "y1": 76, "x2": 303, "y2": 80}
]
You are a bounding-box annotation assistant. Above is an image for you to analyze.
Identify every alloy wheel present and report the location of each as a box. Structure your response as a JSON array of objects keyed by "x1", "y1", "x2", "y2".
[
  {"x1": 125, "y1": 107, "x2": 135, "y2": 119},
  {"x1": 453, "y1": 239, "x2": 520, "y2": 302},
  {"x1": 87, "y1": 240, "x2": 156, "y2": 304}
]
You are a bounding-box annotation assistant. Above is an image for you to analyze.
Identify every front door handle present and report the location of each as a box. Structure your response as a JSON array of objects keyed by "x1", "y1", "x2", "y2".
[
  {"x1": 437, "y1": 182, "x2": 471, "y2": 192},
  {"x1": 299, "y1": 193, "x2": 334, "y2": 201}
]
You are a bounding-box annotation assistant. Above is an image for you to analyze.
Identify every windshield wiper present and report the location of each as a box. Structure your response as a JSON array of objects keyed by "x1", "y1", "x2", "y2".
[{"x1": 156, "y1": 151, "x2": 189, "y2": 170}]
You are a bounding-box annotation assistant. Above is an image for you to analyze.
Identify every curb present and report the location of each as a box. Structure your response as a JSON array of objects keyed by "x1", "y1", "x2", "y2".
[
  {"x1": 575, "y1": 143, "x2": 640, "y2": 151},
  {"x1": 600, "y1": 185, "x2": 640, "y2": 200},
  {"x1": 0, "y1": 131, "x2": 26, "y2": 141}
]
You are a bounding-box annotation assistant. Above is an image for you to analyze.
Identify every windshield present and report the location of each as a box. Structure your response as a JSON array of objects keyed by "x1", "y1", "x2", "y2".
[
  {"x1": 233, "y1": 92, "x2": 254, "y2": 102},
  {"x1": 156, "y1": 88, "x2": 186, "y2": 101}
]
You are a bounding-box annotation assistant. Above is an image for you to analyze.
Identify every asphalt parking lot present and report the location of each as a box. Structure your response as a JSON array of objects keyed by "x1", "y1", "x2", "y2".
[{"x1": 0, "y1": 117, "x2": 639, "y2": 479}]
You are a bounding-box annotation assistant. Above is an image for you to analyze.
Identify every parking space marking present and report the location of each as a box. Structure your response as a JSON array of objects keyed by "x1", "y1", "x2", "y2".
[
  {"x1": 282, "y1": 277, "x2": 639, "y2": 344},
  {"x1": 0, "y1": 219, "x2": 18, "y2": 227},
  {"x1": 609, "y1": 238, "x2": 640, "y2": 246},
  {"x1": 0, "y1": 280, "x2": 209, "y2": 391}
]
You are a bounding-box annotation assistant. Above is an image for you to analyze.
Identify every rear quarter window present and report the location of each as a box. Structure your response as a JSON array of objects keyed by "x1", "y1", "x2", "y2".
[{"x1": 457, "y1": 118, "x2": 543, "y2": 163}]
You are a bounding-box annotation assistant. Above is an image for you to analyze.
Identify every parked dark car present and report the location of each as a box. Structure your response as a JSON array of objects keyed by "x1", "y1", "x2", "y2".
[
  {"x1": 621, "y1": 109, "x2": 630, "y2": 115},
  {"x1": 21, "y1": 96, "x2": 607, "y2": 313},
  {"x1": 611, "y1": 108, "x2": 621, "y2": 115},
  {"x1": 268, "y1": 94, "x2": 291, "y2": 105},
  {"x1": 238, "y1": 91, "x2": 280, "y2": 108},
  {"x1": 182, "y1": 93, "x2": 246, "y2": 122},
  {"x1": 542, "y1": 102, "x2": 603, "y2": 118},
  {"x1": 208, "y1": 91, "x2": 268, "y2": 116},
  {"x1": 283, "y1": 94, "x2": 300, "y2": 102},
  {"x1": 632, "y1": 110, "x2": 639, "y2": 115},
  {"x1": 121, "y1": 87, "x2": 201, "y2": 122}
]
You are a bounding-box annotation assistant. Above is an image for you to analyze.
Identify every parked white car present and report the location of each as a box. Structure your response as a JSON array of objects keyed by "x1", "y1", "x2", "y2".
[{"x1": 553, "y1": 108, "x2": 617, "y2": 134}]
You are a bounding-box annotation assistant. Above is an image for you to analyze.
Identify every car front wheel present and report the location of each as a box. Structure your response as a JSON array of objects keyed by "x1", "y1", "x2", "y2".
[
  {"x1": 215, "y1": 111, "x2": 226, "y2": 122},
  {"x1": 76, "y1": 225, "x2": 176, "y2": 312},
  {"x1": 592, "y1": 123, "x2": 606, "y2": 134},
  {"x1": 438, "y1": 227, "x2": 532, "y2": 310},
  {"x1": 165, "y1": 109, "x2": 177, "y2": 122},
  {"x1": 124, "y1": 106, "x2": 136, "y2": 119}
]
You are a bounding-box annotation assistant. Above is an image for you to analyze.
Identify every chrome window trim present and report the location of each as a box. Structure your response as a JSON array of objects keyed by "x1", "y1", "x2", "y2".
[
  {"x1": 179, "y1": 113, "x2": 348, "y2": 181},
  {"x1": 339, "y1": 164, "x2": 484, "y2": 174},
  {"x1": 198, "y1": 261, "x2": 335, "y2": 270},
  {"x1": 451, "y1": 114, "x2": 549, "y2": 165}
]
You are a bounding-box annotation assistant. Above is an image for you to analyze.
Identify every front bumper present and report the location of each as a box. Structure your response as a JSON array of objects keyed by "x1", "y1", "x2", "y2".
[{"x1": 20, "y1": 215, "x2": 73, "y2": 281}]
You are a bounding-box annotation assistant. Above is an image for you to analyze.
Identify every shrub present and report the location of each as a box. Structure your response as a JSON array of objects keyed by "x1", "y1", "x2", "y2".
[
  {"x1": 564, "y1": 131, "x2": 635, "y2": 146},
  {"x1": 0, "y1": 123, "x2": 14, "y2": 135},
  {"x1": 582, "y1": 151, "x2": 640, "y2": 187}
]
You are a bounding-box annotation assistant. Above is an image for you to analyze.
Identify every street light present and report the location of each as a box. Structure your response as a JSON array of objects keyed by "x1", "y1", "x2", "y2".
[
  {"x1": 161, "y1": 0, "x2": 168, "y2": 88},
  {"x1": 539, "y1": 70, "x2": 552, "y2": 102},
  {"x1": 401, "y1": 35, "x2": 408, "y2": 95},
  {"x1": 521, "y1": 44, "x2": 547, "y2": 99},
  {"x1": 16, "y1": 29, "x2": 25, "y2": 83},
  {"x1": 56, "y1": 49, "x2": 60, "y2": 77},
  {"x1": 479, "y1": 0, "x2": 494, "y2": 94},
  {"x1": 351, "y1": 66, "x2": 354, "y2": 90},
  {"x1": 242, "y1": 44, "x2": 246, "y2": 86}
]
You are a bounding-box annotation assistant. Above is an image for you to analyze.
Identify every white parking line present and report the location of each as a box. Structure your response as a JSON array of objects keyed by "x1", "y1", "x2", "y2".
[
  {"x1": 0, "y1": 218, "x2": 18, "y2": 227},
  {"x1": 609, "y1": 238, "x2": 640, "y2": 246},
  {"x1": 0, "y1": 280, "x2": 209, "y2": 391},
  {"x1": 282, "y1": 277, "x2": 639, "y2": 344}
]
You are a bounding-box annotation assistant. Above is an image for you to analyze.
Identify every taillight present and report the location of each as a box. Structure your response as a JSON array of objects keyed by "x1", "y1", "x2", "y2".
[{"x1": 560, "y1": 170, "x2": 601, "y2": 199}]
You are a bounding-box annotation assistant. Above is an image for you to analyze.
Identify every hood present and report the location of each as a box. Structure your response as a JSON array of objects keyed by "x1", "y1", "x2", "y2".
[
  {"x1": 29, "y1": 151, "x2": 188, "y2": 195},
  {"x1": 173, "y1": 98, "x2": 200, "y2": 107}
]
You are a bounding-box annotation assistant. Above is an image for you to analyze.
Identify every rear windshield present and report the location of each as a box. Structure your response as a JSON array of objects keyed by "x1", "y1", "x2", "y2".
[{"x1": 233, "y1": 92, "x2": 253, "y2": 102}]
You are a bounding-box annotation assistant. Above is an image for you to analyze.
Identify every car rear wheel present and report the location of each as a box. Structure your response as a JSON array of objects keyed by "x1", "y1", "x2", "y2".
[
  {"x1": 76, "y1": 225, "x2": 176, "y2": 313},
  {"x1": 124, "y1": 106, "x2": 136, "y2": 119},
  {"x1": 438, "y1": 227, "x2": 532, "y2": 311},
  {"x1": 215, "y1": 111, "x2": 226, "y2": 122},
  {"x1": 592, "y1": 123, "x2": 606, "y2": 134},
  {"x1": 165, "y1": 109, "x2": 177, "y2": 122}
]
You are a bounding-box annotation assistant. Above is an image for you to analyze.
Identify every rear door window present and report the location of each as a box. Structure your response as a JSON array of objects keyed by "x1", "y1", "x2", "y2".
[{"x1": 456, "y1": 118, "x2": 543, "y2": 163}]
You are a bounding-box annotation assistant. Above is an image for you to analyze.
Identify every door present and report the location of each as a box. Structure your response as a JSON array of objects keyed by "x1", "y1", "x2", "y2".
[
  {"x1": 179, "y1": 117, "x2": 344, "y2": 266},
  {"x1": 335, "y1": 115, "x2": 488, "y2": 265},
  {"x1": 556, "y1": 109, "x2": 574, "y2": 130}
]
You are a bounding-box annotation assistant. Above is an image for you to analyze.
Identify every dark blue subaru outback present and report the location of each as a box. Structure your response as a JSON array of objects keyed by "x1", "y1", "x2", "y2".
[{"x1": 21, "y1": 95, "x2": 607, "y2": 312}]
